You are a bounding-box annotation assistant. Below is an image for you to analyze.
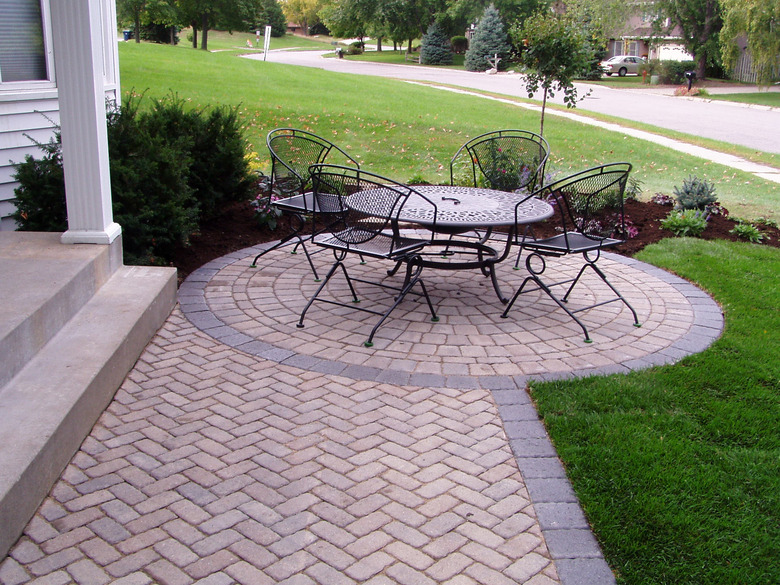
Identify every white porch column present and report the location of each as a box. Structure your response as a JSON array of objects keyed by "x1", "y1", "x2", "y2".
[{"x1": 50, "y1": 0, "x2": 121, "y2": 245}]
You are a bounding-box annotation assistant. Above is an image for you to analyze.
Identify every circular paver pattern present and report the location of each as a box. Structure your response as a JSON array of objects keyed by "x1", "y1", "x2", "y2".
[{"x1": 179, "y1": 240, "x2": 723, "y2": 387}]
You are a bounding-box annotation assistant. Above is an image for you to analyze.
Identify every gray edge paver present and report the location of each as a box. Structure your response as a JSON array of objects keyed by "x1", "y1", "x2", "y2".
[{"x1": 173, "y1": 243, "x2": 725, "y2": 585}]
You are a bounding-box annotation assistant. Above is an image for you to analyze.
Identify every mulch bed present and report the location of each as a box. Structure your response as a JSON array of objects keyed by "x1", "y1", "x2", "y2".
[{"x1": 171, "y1": 198, "x2": 779, "y2": 283}]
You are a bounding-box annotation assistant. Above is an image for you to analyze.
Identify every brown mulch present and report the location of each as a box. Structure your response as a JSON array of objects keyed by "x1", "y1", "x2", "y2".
[{"x1": 171, "y1": 198, "x2": 779, "y2": 283}]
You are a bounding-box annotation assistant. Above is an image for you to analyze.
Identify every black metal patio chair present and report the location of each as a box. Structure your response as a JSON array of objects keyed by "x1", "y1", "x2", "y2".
[
  {"x1": 250, "y1": 128, "x2": 359, "y2": 279},
  {"x1": 296, "y1": 164, "x2": 440, "y2": 347},
  {"x1": 446, "y1": 129, "x2": 550, "y2": 249},
  {"x1": 450, "y1": 129, "x2": 550, "y2": 193},
  {"x1": 501, "y1": 162, "x2": 641, "y2": 342}
]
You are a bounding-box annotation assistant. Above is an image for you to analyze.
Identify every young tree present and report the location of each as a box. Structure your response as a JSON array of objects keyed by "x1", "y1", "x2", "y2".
[
  {"x1": 464, "y1": 4, "x2": 511, "y2": 72},
  {"x1": 720, "y1": 0, "x2": 780, "y2": 85},
  {"x1": 510, "y1": 11, "x2": 593, "y2": 136},
  {"x1": 656, "y1": 0, "x2": 722, "y2": 79},
  {"x1": 420, "y1": 21, "x2": 454, "y2": 64}
]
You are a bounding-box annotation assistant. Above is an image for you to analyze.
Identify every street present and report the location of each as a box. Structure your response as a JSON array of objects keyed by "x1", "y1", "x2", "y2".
[{"x1": 250, "y1": 49, "x2": 780, "y2": 155}]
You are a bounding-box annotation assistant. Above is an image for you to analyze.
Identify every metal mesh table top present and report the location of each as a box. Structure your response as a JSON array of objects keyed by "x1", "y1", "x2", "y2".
[{"x1": 403, "y1": 185, "x2": 552, "y2": 228}]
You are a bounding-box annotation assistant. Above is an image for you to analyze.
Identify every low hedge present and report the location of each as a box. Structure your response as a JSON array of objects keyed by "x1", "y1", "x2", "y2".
[{"x1": 12, "y1": 93, "x2": 253, "y2": 266}]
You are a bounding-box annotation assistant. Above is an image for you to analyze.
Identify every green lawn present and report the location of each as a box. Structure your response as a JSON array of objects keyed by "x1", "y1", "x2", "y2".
[
  {"x1": 118, "y1": 41, "x2": 780, "y2": 222},
  {"x1": 531, "y1": 238, "x2": 779, "y2": 585},
  {"x1": 708, "y1": 91, "x2": 780, "y2": 108},
  {"x1": 117, "y1": 39, "x2": 780, "y2": 585}
]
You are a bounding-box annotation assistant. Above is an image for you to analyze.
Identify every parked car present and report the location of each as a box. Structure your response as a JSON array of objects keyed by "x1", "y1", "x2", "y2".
[{"x1": 600, "y1": 55, "x2": 646, "y2": 77}]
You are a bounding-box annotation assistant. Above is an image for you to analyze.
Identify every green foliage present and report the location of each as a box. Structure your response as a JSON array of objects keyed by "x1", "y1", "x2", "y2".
[
  {"x1": 11, "y1": 137, "x2": 67, "y2": 232},
  {"x1": 730, "y1": 221, "x2": 765, "y2": 243},
  {"x1": 464, "y1": 4, "x2": 511, "y2": 72},
  {"x1": 510, "y1": 11, "x2": 593, "y2": 135},
  {"x1": 673, "y1": 175, "x2": 718, "y2": 210},
  {"x1": 661, "y1": 208, "x2": 709, "y2": 236},
  {"x1": 658, "y1": 59, "x2": 698, "y2": 84},
  {"x1": 140, "y1": 22, "x2": 179, "y2": 44},
  {"x1": 655, "y1": 0, "x2": 722, "y2": 78},
  {"x1": 420, "y1": 21, "x2": 454, "y2": 66},
  {"x1": 107, "y1": 97, "x2": 198, "y2": 265},
  {"x1": 720, "y1": 0, "x2": 780, "y2": 85},
  {"x1": 248, "y1": 0, "x2": 287, "y2": 37},
  {"x1": 625, "y1": 176, "x2": 643, "y2": 201},
  {"x1": 450, "y1": 35, "x2": 468, "y2": 54},
  {"x1": 12, "y1": 93, "x2": 253, "y2": 266},
  {"x1": 140, "y1": 94, "x2": 254, "y2": 221}
]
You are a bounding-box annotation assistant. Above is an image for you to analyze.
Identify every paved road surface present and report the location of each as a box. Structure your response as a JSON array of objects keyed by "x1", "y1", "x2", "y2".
[{"x1": 249, "y1": 50, "x2": 780, "y2": 155}]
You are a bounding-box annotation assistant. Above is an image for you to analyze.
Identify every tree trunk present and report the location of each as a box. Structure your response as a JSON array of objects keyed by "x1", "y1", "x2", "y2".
[
  {"x1": 696, "y1": 54, "x2": 707, "y2": 80},
  {"x1": 191, "y1": 23, "x2": 198, "y2": 49},
  {"x1": 169, "y1": 26, "x2": 175, "y2": 46},
  {"x1": 134, "y1": 16, "x2": 141, "y2": 43},
  {"x1": 377, "y1": 37, "x2": 382, "y2": 51},
  {"x1": 201, "y1": 14, "x2": 209, "y2": 50},
  {"x1": 407, "y1": 39, "x2": 412, "y2": 53},
  {"x1": 540, "y1": 88, "x2": 548, "y2": 137}
]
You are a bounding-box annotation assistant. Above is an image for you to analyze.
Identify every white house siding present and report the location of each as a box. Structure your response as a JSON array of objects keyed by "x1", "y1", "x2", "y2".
[
  {"x1": 0, "y1": 0, "x2": 120, "y2": 232},
  {"x1": 0, "y1": 93, "x2": 60, "y2": 231}
]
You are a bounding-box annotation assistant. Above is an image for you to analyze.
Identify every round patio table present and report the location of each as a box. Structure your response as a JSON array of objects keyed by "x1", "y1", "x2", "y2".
[{"x1": 347, "y1": 185, "x2": 554, "y2": 303}]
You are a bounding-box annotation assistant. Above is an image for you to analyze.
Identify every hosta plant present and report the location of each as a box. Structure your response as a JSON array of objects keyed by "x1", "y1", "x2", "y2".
[{"x1": 661, "y1": 209, "x2": 709, "y2": 237}]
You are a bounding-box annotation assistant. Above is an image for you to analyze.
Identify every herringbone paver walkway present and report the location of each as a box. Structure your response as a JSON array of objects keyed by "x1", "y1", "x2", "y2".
[{"x1": 1, "y1": 243, "x2": 723, "y2": 585}]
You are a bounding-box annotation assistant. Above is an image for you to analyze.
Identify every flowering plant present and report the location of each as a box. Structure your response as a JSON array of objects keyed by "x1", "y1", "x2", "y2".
[
  {"x1": 245, "y1": 153, "x2": 282, "y2": 230},
  {"x1": 481, "y1": 142, "x2": 539, "y2": 192}
]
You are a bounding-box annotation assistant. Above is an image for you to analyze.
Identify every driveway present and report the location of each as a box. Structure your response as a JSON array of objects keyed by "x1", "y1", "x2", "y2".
[{"x1": 249, "y1": 50, "x2": 780, "y2": 155}]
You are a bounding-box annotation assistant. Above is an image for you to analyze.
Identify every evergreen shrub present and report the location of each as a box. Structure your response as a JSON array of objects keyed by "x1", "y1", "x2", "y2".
[
  {"x1": 12, "y1": 94, "x2": 253, "y2": 266},
  {"x1": 420, "y1": 22, "x2": 454, "y2": 65},
  {"x1": 464, "y1": 4, "x2": 511, "y2": 72}
]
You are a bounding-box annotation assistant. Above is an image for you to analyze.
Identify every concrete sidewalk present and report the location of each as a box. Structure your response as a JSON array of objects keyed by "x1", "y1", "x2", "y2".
[{"x1": 0, "y1": 241, "x2": 723, "y2": 585}]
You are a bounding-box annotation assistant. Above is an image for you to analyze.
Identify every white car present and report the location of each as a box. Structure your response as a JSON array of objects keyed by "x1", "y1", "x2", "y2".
[{"x1": 600, "y1": 55, "x2": 646, "y2": 77}]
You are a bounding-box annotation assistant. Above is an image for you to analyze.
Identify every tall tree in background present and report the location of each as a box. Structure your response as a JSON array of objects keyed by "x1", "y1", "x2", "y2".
[
  {"x1": 464, "y1": 4, "x2": 511, "y2": 71},
  {"x1": 320, "y1": 0, "x2": 379, "y2": 41},
  {"x1": 380, "y1": 0, "x2": 423, "y2": 51},
  {"x1": 564, "y1": 0, "x2": 637, "y2": 47},
  {"x1": 281, "y1": 0, "x2": 325, "y2": 35},
  {"x1": 448, "y1": 0, "x2": 546, "y2": 31},
  {"x1": 720, "y1": 0, "x2": 780, "y2": 85},
  {"x1": 117, "y1": 0, "x2": 147, "y2": 43},
  {"x1": 510, "y1": 11, "x2": 593, "y2": 136},
  {"x1": 118, "y1": 0, "x2": 180, "y2": 44},
  {"x1": 420, "y1": 20, "x2": 454, "y2": 64},
  {"x1": 243, "y1": 0, "x2": 288, "y2": 37},
  {"x1": 657, "y1": 0, "x2": 722, "y2": 79}
]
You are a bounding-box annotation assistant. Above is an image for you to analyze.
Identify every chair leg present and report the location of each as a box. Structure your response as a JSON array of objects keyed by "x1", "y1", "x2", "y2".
[
  {"x1": 365, "y1": 255, "x2": 438, "y2": 347},
  {"x1": 297, "y1": 259, "x2": 356, "y2": 330},
  {"x1": 502, "y1": 252, "x2": 641, "y2": 342},
  {"x1": 562, "y1": 255, "x2": 641, "y2": 329},
  {"x1": 252, "y1": 213, "x2": 321, "y2": 281},
  {"x1": 513, "y1": 225, "x2": 534, "y2": 270},
  {"x1": 502, "y1": 253, "x2": 594, "y2": 342}
]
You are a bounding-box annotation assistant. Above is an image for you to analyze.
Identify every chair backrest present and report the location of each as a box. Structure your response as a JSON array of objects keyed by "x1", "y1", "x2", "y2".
[
  {"x1": 309, "y1": 164, "x2": 437, "y2": 255},
  {"x1": 267, "y1": 128, "x2": 359, "y2": 198},
  {"x1": 532, "y1": 162, "x2": 632, "y2": 246},
  {"x1": 450, "y1": 129, "x2": 550, "y2": 192}
]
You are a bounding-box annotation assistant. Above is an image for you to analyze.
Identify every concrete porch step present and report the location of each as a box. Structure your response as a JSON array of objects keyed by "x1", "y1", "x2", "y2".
[
  {"x1": 0, "y1": 232, "x2": 121, "y2": 390},
  {"x1": 0, "y1": 235, "x2": 176, "y2": 559}
]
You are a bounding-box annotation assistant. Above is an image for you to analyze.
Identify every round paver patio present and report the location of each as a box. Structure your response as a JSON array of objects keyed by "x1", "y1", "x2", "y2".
[{"x1": 180, "y1": 240, "x2": 723, "y2": 385}]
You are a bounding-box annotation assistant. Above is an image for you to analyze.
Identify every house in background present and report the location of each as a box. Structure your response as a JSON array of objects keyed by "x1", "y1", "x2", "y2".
[{"x1": 603, "y1": 14, "x2": 694, "y2": 61}]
